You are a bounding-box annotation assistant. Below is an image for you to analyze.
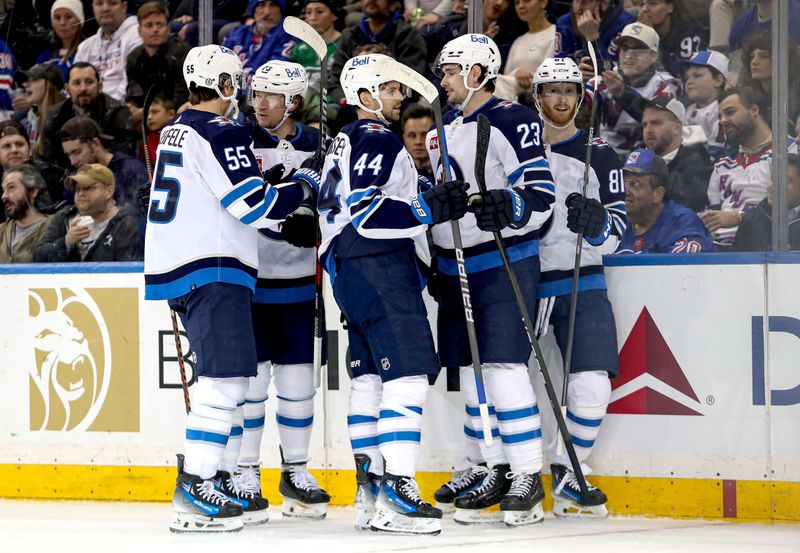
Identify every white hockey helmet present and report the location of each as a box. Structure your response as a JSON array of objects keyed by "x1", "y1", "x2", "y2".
[
  {"x1": 183, "y1": 45, "x2": 244, "y2": 117},
  {"x1": 340, "y1": 54, "x2": 402, "y2": 124},
  {"x1": 436, "y1": 34, "x2": 501, "y2": 109},
  {"x1": 251, "y1": 60, "x2": 308, "y2": 131},
  {"x1": 533, "y1": 57, "x2": 585, "y2": 128}
]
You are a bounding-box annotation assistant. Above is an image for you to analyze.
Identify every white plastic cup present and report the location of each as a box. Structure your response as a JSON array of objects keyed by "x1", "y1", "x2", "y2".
[{"x1": 78, "y1": 215, "x2": 93, "y2": 246}]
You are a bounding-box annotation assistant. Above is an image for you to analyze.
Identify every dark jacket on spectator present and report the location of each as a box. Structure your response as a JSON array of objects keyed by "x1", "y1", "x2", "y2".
[
  {"x1": 665, "y1": 136, "x2": 714, "y2": 212},
  {"x1": 328, "y1": 13, "x2": 427, "y2": 102},
  {"x1": 107, "y1": 151, "x2": 150, "y2": 210},
  {"x1": 33, "y1": 205, "x2": 142, "y2": 262},
  {"x1": 732, "y1": 198, "x2": 800, "y2": 251},
  {"x1": 126, "y1": 36, "x2": 191, "y2": 108},
  {"x1": 40, "y1": 93, "x2": 137, "y2": 171}
]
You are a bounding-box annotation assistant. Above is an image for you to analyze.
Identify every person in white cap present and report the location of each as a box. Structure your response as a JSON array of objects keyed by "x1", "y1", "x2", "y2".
[
  {"x1": 74, "y1": 0, "x2": 143, "y2": 102},
  {"x1": 36, "y1": 0, "x2": 85, "y2": 80},
  {"x1": 585, "y1": 22, "x2": 680, "y2": 157},
  {"x1": 682, "y1": 50, "x2": 729, "y2": 160},
  {"x1": 642, "y1": 95, "x2": 714, "y2": 212}
]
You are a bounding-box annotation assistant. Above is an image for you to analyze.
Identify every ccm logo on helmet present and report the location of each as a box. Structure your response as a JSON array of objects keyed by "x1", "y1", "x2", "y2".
[{"x1": 471, "y1": 35, "x2": 488, "y2": 43}]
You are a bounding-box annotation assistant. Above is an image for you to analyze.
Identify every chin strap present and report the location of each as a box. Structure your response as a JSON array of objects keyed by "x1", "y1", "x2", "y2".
[
  {"x1": 356, "y1": 94, "x2": 389, "y2": 125},
  {"x1": 459, "y1": 69, "x2": 490, "y2": 113}
]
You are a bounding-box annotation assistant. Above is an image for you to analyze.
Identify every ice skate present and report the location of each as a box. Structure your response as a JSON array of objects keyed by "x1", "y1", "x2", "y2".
[
  {"x1": 500, "y1": 471, "x2": 545, "y2": 527},
  {"x1": 279, "y1": 462, "x2": 331, "y2": 520},
  {"x1": 452, "y1": 464, "x2": 509, "y2": 525},
  {"x1": 214, "y1": 468, "x2": 269, "y2": 526},
  {"x1": 169, "y1": 454, "x2": 244, "y2": 533},
  {"x1": 433, "y1": 464, "x2": 488, "y2": 513},
  {"x1": 370, "y1": 474, "x2": 443, "y2": 535},
  {"x1": 354, "y1": 453, "x2": 381, "y2": 530},
  {"x1": 551, "y1": 464, "x2": 608, "y2": 519}
]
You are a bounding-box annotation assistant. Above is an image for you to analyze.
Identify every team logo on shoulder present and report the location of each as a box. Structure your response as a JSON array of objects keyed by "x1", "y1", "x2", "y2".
[
  {"x1": 496, "y1": 101, "x2": 515, "y2": 109},
  {"x1": 365, "y1": 123, "x2": 388, "y2": 133},
  {"x1": 209, "y1": 116, "x2": 236, "y2": 126},
  {"x1": 380, "y1": 357, "x2": 391, "y2": 371}
]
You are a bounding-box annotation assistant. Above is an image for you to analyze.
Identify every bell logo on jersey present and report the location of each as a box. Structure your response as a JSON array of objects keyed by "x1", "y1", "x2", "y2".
[
  {"x1": 608, "y1": 307, "x2": 703, "y2": 416},
  {"x1": 28, "y1": 288, "x2": 141, "y2": 432}
]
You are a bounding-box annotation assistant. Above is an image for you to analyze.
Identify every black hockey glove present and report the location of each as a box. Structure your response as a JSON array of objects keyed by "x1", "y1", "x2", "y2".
[
  {"x1": 262, "y1": 163, "x2": 286, "y2": 185},
  {"x1": 467, "y1": 188, "x2": 528, "y2": 233},
  {"x1": 411, "y1": 180, "x2": 469, "y2": 225},
  {"x1": 137, "y1": 181, "x2": 150, "y2": 217},
  {"x1": 565, "y1": 192, "x2": 609, "y2": 241},
  {"x1": 281, "y1": 205, "x2": 318, "y2": 248}
]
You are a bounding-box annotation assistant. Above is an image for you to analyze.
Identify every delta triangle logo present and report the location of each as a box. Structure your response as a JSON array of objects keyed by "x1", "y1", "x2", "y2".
[{"x1": 608, "y1": 307, "x2": 703, "y2": 416}]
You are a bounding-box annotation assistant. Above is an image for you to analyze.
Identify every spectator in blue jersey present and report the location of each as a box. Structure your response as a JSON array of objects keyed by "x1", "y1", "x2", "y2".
[
  {"x1": 0, "y1": 38, "x2": 16, "y2": 120},
  {"x1": 729, "y1": 0, "x2": 800, "y2": 53},
  {"x1": 555, "y1": 0, "x2": 635, "y2": 68},
  {"x1": 642, "y1": 95, "x2": 713, "y2": 212},
  {"x1": 59, "y1": 116, "x2": 148, "y2": 212},
  {"x1": 636, "y1": 0, "x2": 707, "y2": 78},
  {"x1": 616, "y1": 148, "x2": 715, "y2": 253},
  {"x1": 35, "y1": 0, "x2": 85, "y2": 82},
  {"x1": 733, "y1": 153, "x2": 800, "y2": 250},
  {"x1": 223, "y1": 0, "x2": 296, "y2": 77},
  {"x1": 327, "y1": 0, "x2": 428, "y2": 102}
]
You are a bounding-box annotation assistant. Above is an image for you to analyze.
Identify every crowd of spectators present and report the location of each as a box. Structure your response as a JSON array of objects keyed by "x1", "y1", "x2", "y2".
[{"x1": 0, "y1": 0, "x2": 797, "y2": 264}]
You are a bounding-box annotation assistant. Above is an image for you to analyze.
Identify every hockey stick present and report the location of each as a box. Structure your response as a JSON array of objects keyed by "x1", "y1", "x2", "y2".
[
  {"x1": 372, "y1": 57, "x2": 493, "y2": 447},
  {"x1": 474, "y1": 113, "x2": 588, "y2": 495},
  {"x1": 283, "y1": 16, "x2": 327, "y2": 389},
  {"x1": 558, "y1": 40, "x2": 601, "y2": 457},
  {"x1": 142, "y1": 84, "x2": 191, "y2": 415}
]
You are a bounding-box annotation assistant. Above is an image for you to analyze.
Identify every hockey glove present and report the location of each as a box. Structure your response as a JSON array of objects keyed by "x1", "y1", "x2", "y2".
[
  {"x1": 411, "y1": 180, "x2": 469, "y2": 225},
  {"x1": 281, "y1": 205, "x2": 318, "y2": 248},
  {"x1": 291, "y1": 154, "x2": 323, "y2": 200},
  {"x1": 137, "y1": 182, "x2": 150, "y2": 217},
  {"x1": 262, "y1": 163, "x2": 286, "y2": 185},
  {"x1": 565, "y1": 192, "x2": 611, "y2": 244},
  {"x1": 467, "y1": 188, "x2": 527, "y2": 233}
]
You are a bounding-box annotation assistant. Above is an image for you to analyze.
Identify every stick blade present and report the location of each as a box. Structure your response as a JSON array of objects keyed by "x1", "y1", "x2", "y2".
[
  {"x1": 371, "y1": 57, "x2": 439, "y2": 104},
  {"x1": 283, "y1": 16, "x2": 327, "y2": 61}
]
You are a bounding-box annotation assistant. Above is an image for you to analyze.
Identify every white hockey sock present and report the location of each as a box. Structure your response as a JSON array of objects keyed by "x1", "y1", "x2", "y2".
[
  {"x1": 184, "y1": 376, "x2": 247, "y2": 479},
  {"x1": 550, "y1": 371, "x2": 611, "y2": 472},
  {"x1": 460, "y1": 366, "x2": 503, "y2": 467},
  {"x1": 274, "y1": 363, "x2": 315, "y2": 464},
  {"x1": 218, "y1": 403, "x2": 244, "y2": 473},
  {"x1": 378, "y1": 375, "x2": 428, "y2": 477},
  {"x1": 484, "y1": 363, "x2": 543, "y2": 473},
  {"x1": 239, "y1": 361, "x2": 270, "y2": 465},
  {"x1": 348, "y1": 374, "x2": 384, "y2": 476}
]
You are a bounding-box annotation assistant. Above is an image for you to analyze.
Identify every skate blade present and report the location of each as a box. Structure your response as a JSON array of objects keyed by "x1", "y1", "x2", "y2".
[
  {"x1": 243, "y1": 509, "x2": 270, "y2": 525},
  {"x1": 553, "y1": 498, "x2": 608, "y2": 519},
  {"x1": 503, "y1": 504, "x2": 544, "y2": 527},
  {"x1": 169, "y1": 512, "x2": 244, "y2": 533},
  {"x1": 369, "y1": 509, "x2": 442, "y2": 536},
  {"x1": 355, "y1": 507, "x2": 375, "y2": 531},
  {"x1": 453, "y1": 505, "x2": 504, "y2": 525},
  {"x1": 281, "y1": 497, "x2": 328, "y2": 520},
  {"x1": 435, "y1": 501, "x2": 455, "y2": 514}
]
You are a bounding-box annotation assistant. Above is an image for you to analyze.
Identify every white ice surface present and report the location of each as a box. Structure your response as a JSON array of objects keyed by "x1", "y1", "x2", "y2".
[{"x1": 1, "y1": 501, "x2": 797, "y2": 553}]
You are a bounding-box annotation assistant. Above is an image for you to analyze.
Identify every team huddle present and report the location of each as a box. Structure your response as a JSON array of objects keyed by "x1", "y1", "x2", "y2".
[{"x1": 143, "y1": 29, "x2": 630, "y2": 536}]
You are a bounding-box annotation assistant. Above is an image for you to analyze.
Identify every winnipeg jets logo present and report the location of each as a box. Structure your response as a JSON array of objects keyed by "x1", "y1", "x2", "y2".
[{"x1": 209, "y1": 116, "x2": 236, "y2": 126}]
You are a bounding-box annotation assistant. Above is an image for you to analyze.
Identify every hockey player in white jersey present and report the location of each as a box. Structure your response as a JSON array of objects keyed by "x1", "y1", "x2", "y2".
[
  {"x1": 426, "y1": 34, "x2": 556, "y2": 527},
  {"x1": 319, "y1": 53, "x2": 469, "y2": 535},
  {"x1": 143, "y1": 45, "x2": 320, "y2": 533},
  {"x1": 532, "y1": 57, "x2": 626, "y2": 518},
  {"x1": 228, "y1": 60, "x2": 330, "y2": 521}
]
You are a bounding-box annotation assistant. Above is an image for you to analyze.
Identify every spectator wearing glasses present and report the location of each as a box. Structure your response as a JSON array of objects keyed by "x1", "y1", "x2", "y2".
[
  {"x1": 0, "y1": 165, "x2": 52, "y2": 263},
  {"x1": 33, "y1": 163, "x2": 142, "y2": 262},
  {"x1": 682, "y1": 50, "x2": 729, "y2": 160},
  {"x1": 616, "y1": 148, "x2": 715, "y2": 253},
  {"x1": 586, "y1": 22, "x2": 680, "y2": 157},
  {"x1": 636, "y1": 0, "x2": 707, "y2": 77}
]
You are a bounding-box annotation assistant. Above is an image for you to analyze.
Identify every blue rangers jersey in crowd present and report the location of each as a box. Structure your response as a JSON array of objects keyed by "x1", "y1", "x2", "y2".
[
  {"x1": 251, "y1": 122, "x2": 321, "y2": 303},
  {"x1": 318, "y1": 119, "x2": 431, "y2": 279},
  {"x1": 554, "y1": 9, "x2": 635, "y2": 64},
  {"x1": 616, "y1": 199, "x2": 715, "y2": 253},
  {"x1": 425, "y1": 97, "x2": 555, "y2": 276},
  {"x1": 0, "y1": 40, "x2": 15, "y2": 116},
  {"x1": 538, "y1": 131, "x2": 626, "y2": 298},
  {"x1": 223, "y1": 24, "x2": 295, "y2": 76},
  {"x1": 144, "y1": 110, "x2": 306, "y2": 300}
]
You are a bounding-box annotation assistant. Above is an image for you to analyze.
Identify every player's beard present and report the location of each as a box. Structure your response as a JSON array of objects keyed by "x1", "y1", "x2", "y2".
[{"x1": 540, "y1": 101, "x2": 576, "y2": 128}]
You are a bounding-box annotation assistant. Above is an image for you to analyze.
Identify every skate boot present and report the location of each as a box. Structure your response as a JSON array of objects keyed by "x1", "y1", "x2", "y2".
[
  {"x1": 500, "y1": 471, "x2": 545, "y2": 527},
  {"x1": 214, "y1": 468, "x2": 270, "y2": 526},
  {"x1": 169, "y1": 454, "x2": 244, "y2": 533},
  {"x1": 452, "y1": 463, "x2": 510, "y2": 525},
  {"x1": 433, "y1": 464, "x2": 488, "y2": 513},
  {"x1": 551, "y1": 464, "x2": 608, "y2": 519},
  {"x1": 370, "y1": 473, "x2": 443, "y2": 535},
  {"x1": 354, "y1": 453, "x2": 382, "y2": 530},
  {"x1": 279, "y1": 461, "x2": 331, "y2": 520}
]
